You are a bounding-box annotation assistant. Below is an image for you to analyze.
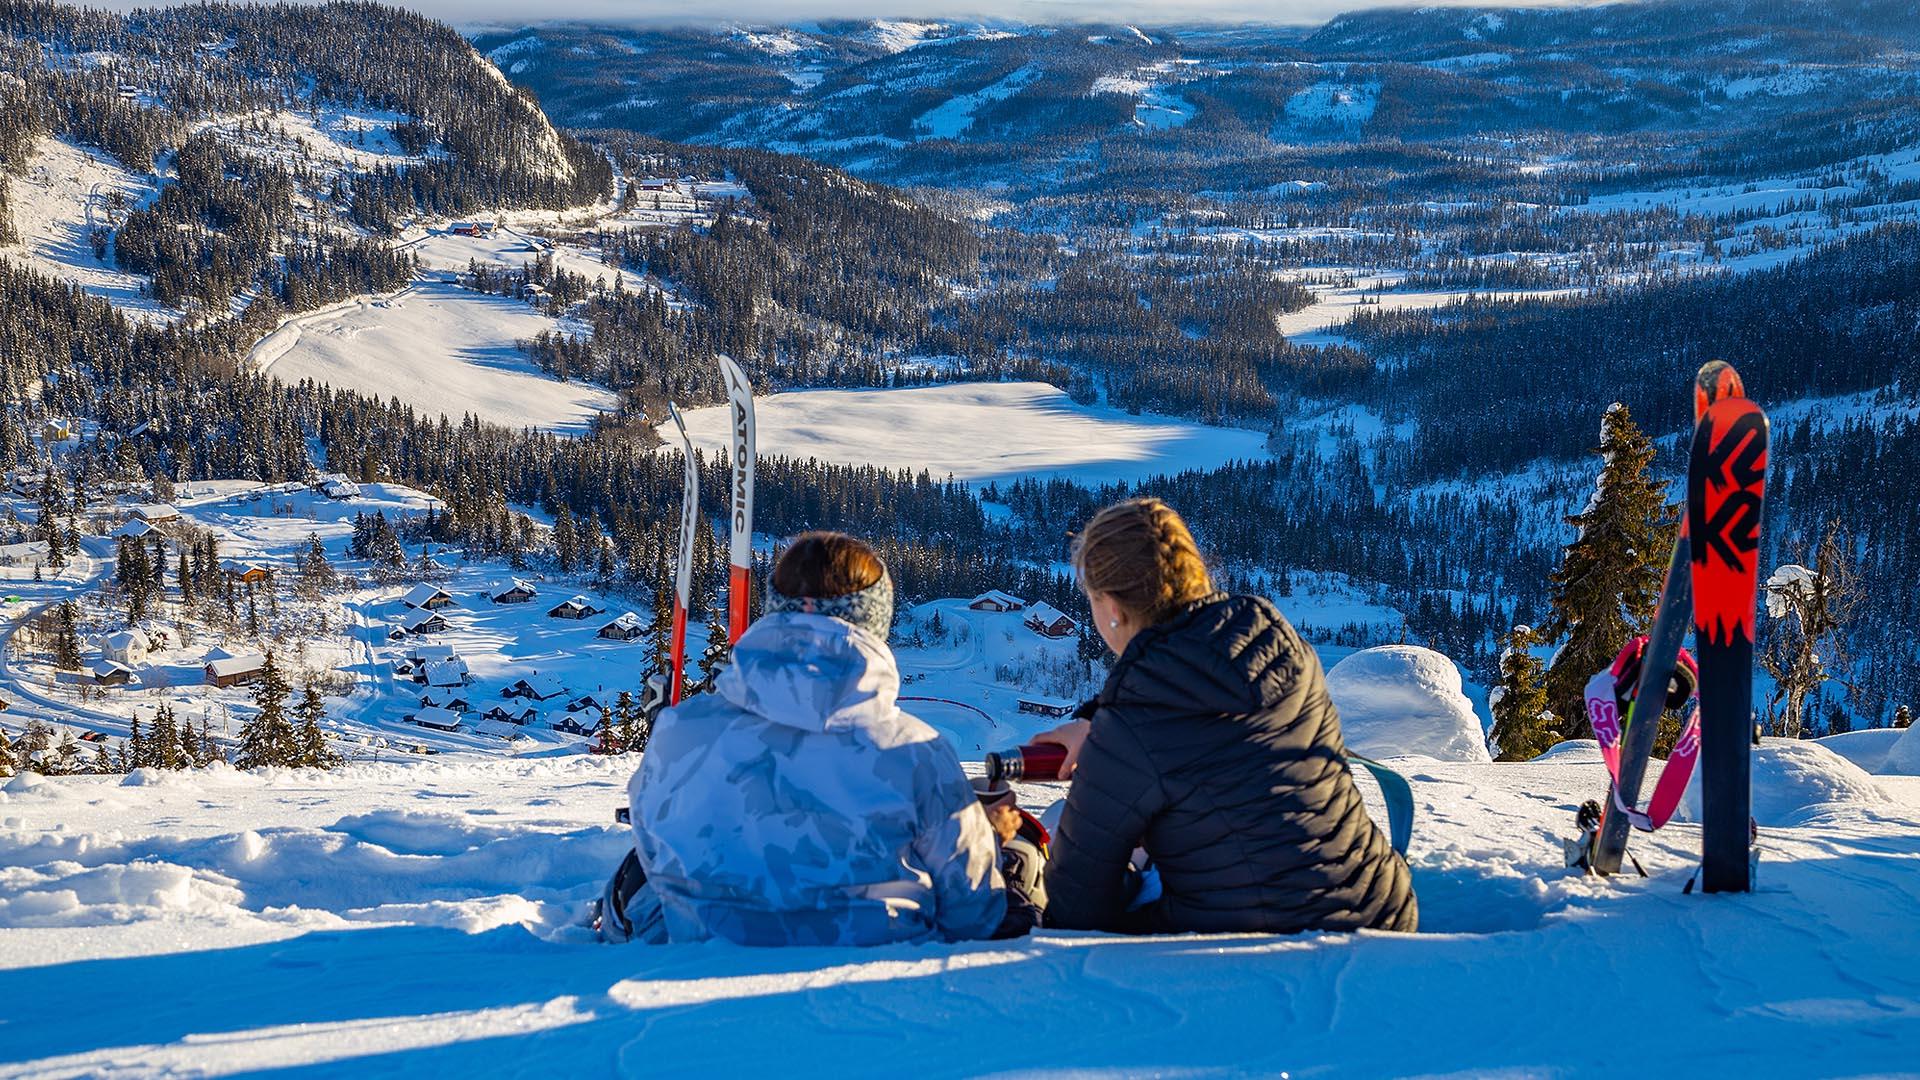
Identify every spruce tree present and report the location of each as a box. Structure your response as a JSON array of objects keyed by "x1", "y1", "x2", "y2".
[
  {"x1": 151, "y1": 704, "x2": 181, "y2": 769},
  {"x1": 0, "y1": 725, "x2": 14, "y2": 776},
  {"x1": 1489, "y1": 625, "x2": 1558, "y2": 761},
  {"x1": 52, "y1": 599, "x2": 83, "y2": 671},
  {"x1": 235, "y1": 652, "x2": 296, "y2": 769},
  {"x1": 1895, "y1": 705, "x2": 1913, "y2": 730},
  {"x1": 293, "y1": 680, "x2": 336, "y2": 768},
  {"x1": 1541, "y1": 404, "x2": 1677, "y2": 735},
  {"x1": 614, "y1": 689, "x2": 647, "y2": 753},
  {"x1": 126, "y1": 714, "x2": 148, "y2": 769},
  {"x1": 592, "y1": 705, "x2": 621, "y2": 755}
]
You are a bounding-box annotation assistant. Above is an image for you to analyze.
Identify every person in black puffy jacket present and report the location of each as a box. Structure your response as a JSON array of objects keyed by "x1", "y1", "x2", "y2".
[{"x1": 1037, "y1": 498, "x2": 1417, "y2": 936}]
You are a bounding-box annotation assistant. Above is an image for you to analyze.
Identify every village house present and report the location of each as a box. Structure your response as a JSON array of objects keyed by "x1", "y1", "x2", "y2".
[
  {"x1": 421, "y1": 688, "x2": 472, "y2": 713},
  {"x1": 1017, "y1": 696, "x2": 1078, "y2": 720},
  {"x1": 566, "y1": 694, "x2": 607, "y2": 714},
  {"x1": 968, "y1": 590, "x2": 1026, "y2": 613},
  {"x1": 102, "y1": 629, "x2": 151, "y2": 666},
  {"x1": 547, "y1": 596, "x2": 602, "y2": 620},
  {"x1": 42, "y1": 418, "x2": 74, "y2": 443},
  {"x1": 550, "y1": 715, "x2": 595, "y2": 737},
  {"x1": 90, "y1": 659, "x2": 135, "y2": 686},
  {"x1": 491, "y1": 580, "x2": 538, "y2": 604},
  {"x1": 598, "y1": 612, "x2": 645, "y2": 641},
  {"x1": 482, "y1": 703, "x2": 539, "y2": 726},
  {"x1": 503, "y1": 675, "x2": 568, "y2": 702},
  {"x1": 420, "y1": 659, "x2": 470, "y2": 689},
  {"x1": 401, "y1": 583, "x2": 458, "y2": 610},
  {"x1": 400, "y1": 609, "x2": 449, "y2": 636},
  {"x1": 311, "y1": 472, "x2": 361, "y2": 500},
  {"x1": 112, "y1": 518, "x2": 155, "y2": 540},
  {"x1": 408, "y1": 706, "x2": 461, "y2": 732},
  {"x1": 1023, "y1": 602, "x2": 1080, "y2": 639},
  {"x1": 205, "y1": 654, "x2": 268, "y2": 688},
  {"x1": 130, "y1": 503, "x2": 179, "y2": 523},
  {"x1": 221, "y1": 560, "x2": 271, "y2": 585}
]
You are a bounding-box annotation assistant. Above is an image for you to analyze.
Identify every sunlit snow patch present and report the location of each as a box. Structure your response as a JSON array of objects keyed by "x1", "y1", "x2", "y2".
[{"x1": 666, "y1": 381, "x2": 1267, "y2": 487}]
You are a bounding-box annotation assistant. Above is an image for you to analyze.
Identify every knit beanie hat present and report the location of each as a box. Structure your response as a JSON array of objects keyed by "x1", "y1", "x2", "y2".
[{"x1": 764, "y1": 570, "x2": 894, "y2": 643}]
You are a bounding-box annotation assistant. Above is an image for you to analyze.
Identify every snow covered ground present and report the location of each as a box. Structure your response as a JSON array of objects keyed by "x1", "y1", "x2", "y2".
[
  {"x1": 1273, "y1": 271, "x2": 1578, "y2": 347},
  {"x1": 667, "y1": 382, "x2": 1268, "y2": 486},
  {"x1": 247, "y1": 281, "x2": 617, "y2": 432},
  {"x1": 0, "y1": 137, "x2": 174, "y2": 322},
  {"x1": 4, "y1": 740, "x2": 1917, "y2": 1075}
]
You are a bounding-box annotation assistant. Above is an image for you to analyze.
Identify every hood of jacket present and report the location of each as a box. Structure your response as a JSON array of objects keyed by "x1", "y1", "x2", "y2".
[
  {"x1": 717, "y1": 611, "x2": 901, "y2": 735},
  {"x1": 1102, "y1": 594, "x2": 1305, "y2": 717}
]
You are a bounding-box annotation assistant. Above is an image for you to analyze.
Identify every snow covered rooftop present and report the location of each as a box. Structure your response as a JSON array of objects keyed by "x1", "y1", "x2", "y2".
[
  {"x1": 205, "y1": 654, "x2": 266, "y2": 678},
  {"x1": 401, "y1": 583, "x2": 455, "y2": 608}
]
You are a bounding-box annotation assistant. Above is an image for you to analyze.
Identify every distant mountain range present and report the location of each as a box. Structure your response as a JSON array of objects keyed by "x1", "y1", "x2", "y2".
[{"x1": 472, "y1": 0, "x2": 1920, "y2": 194}]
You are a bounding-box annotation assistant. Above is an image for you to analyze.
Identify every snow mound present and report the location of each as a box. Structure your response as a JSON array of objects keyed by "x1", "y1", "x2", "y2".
[
  {"x1": 1817, "y1": 728, "x2": 1907, "y2": 775},
  {"x1": 1531, "y1": 739, "x2": 1603, "y2": 764},
  {"x1": 1883, "y1": 724, "x2": 1920, "y2": 776},
  {"x1": 1325, "y1": 645, "x2": 1491, "y2": 763},
  {"x1": 1677, "y1": 740, "x2": 1889, "y2": 827}
]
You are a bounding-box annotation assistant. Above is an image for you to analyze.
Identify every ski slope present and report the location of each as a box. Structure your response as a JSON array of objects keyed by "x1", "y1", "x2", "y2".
[
  {"x1": 247, "y1": 281, "x2": 617, "y2": 433},
  {"x1": 0, "y1": 137, "x2": 174, "y2": 322},
  {"x1": 667, "y1": 382, "x2": 1268, "y2": 486},
  {"x1": 3, "y1": 745, "x2": 1917, "y2": 1075}
]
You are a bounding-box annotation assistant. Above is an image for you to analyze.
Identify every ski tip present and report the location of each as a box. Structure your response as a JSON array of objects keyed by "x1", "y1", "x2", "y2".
[{"x1": 1694, "y1": 361, "x2": 1745, "y2": 419}]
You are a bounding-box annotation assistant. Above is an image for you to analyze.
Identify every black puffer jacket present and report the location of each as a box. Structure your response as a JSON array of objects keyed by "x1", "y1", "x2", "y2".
[{"x1": 1044, "y1": 594, "x2": 1417, "y2": 935}]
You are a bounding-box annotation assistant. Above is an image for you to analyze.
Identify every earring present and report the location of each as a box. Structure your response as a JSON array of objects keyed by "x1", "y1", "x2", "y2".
[{"x1": 1108, "y1": 619, "x2": 1118, "y2": 629}]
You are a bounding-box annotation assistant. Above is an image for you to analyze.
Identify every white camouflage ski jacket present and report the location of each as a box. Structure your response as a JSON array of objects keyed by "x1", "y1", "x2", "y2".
[{"x1": 627, "y1": 611, "x2": 1006, "y2": 947}]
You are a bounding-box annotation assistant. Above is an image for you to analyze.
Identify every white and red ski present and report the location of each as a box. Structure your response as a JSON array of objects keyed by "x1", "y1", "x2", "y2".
[
  {"x1": 666, "y1": 402, "x2": 699, "y2": 706},
  {"x1": 717, "y1": 354, "x2": 757, "y2": 645}
]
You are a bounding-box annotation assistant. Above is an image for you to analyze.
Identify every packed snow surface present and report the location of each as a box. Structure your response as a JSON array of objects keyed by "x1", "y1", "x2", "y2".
[
  {"x1": 247, "y1": 281, "x2": 616, "y2": 432},
  {"x1": 666, "y1": 382, "x2": 1268, "y2": 486},
  {"x1": 1325, "y1": 645, "x2": 1492, "y2": 763},
  {"x1": 3, "y1": 749, "x2": 1918, "y2": 1075}
]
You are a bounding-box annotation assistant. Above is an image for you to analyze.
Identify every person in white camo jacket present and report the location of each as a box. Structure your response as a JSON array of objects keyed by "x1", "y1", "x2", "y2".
[{"x1": 622, "y1": 532, "x2": 1006, "y2": 947}]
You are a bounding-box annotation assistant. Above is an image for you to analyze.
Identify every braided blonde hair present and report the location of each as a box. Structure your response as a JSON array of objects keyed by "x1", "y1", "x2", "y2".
[{"x1": 1073, "y1": 498, "x2": 1214, "y2": 626}]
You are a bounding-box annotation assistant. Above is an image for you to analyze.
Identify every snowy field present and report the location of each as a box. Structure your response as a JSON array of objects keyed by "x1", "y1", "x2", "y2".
[
  {"x1": 3, "y1": 742, "x2": 1918, "y2": 1075},
  {"x1": 1273, "y1": 271, "x2": 1578, "y2": 347},
  {"x1": 668, "y1": 382, "x2": 1268, "y2": 486},
  {"x1": 247, "y1": 281, "x2": 616, "y2": 432},
  {"x1": 0, "y1": 137, "x2": 173, "y2": 322}
]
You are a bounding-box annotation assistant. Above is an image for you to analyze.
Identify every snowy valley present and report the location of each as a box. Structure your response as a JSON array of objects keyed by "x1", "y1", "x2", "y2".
[{"x1": 3, "y1": 0, "x2": 1920, "y2": 1074}]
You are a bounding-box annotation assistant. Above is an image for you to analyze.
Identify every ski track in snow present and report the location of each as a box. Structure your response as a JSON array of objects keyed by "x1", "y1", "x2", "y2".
[{"x1": 2, "y1": 754, "x2": 1918, "y2": 1075}]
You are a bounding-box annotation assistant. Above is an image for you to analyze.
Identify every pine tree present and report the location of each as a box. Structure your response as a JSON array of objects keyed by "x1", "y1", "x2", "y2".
[
  {"x1": 553, "y1": 507, "x2": 578, "y2": 574},
  {"x1": 1489, "y1": 625, "x2": 1558, "y2": 761},
  {"x1": 297, "y1": 533, "x2": 337, "y2": 598},
  {"x1": 592, "y1": 705, "x2": 621, "y2": 755},
  {"x1": 0, "y1": 725, "x2": 14, "y2": 776},
  {"x1": 52, "y1": 599, "x2": 82, "y2": 670},
  {"x1": 1541, "y1": 404, "x2": 1677, "y2": 735},
  {"x1": 293, "y1": 680, "x2": 336, "y2": 768},
  {"x1": 1895, "y1": 705, "x2": 1913, "y2": 730},
  {"x1": 235, "y1": 651, "x2": 296, "y2": 769},
  {"x1": 126, "y1": 714, "x2": 148, "y2": 769},
  {"x1": 695, "y1": 611, "x2": 730, "y2": 692},
  {"x1": 155, "y1": 704, "x2": 184, "y2": 769},
  {"x1": 614, "y1": 689, "x2": 647, "y2": 753}
]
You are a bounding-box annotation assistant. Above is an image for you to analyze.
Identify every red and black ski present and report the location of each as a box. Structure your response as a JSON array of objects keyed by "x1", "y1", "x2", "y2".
[{"x1": 1688, "y1": 360, "x2": 1768, "y2": 893}]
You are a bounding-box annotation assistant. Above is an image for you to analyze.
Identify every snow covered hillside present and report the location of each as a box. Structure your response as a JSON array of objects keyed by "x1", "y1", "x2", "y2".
[
  {"x1": 249, "y1": 281, "x2": 617, "y2": 433},
  {"x1": 0, "y1": 138, "x2": 172, "y2": 322},
  {"x1": 668, "y1": 382, "x2": 1269, "y2": 486},
  {"x1": 3, "y1": 745, "x2": 1917, "y2": 1075}
]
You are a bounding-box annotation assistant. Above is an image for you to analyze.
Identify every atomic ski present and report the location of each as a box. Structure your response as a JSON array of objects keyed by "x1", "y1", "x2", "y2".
[
  {"x1": 717, "y1": 354, "x2": 757, "y2": 645},
  {"x1": 1689, "y1": 360, "x2": 1769, "y2": 893},
  {"x1": 666, "y1": 402, "x2": 699, "y2": 706}
]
